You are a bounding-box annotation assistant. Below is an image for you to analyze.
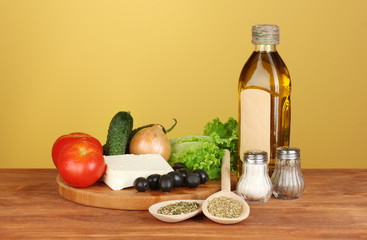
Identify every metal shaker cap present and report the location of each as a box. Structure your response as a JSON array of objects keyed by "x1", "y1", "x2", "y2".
[
  {"x1": 244, "y1": 150, "x2": 268, "y2": 164},
  {"x1": 276, "y1": 147, "x2": 300, "y2": 160}
]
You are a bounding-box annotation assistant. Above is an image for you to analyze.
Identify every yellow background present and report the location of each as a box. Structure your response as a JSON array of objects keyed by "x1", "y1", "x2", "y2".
[{"x1": 1, "y1": 0, "x2": 366, "y2": 168}]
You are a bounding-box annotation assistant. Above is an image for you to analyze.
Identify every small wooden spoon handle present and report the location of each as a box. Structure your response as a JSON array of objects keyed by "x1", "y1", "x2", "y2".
[{"x1": 221, "y1": 149, "x2": 231, "y2": 192}]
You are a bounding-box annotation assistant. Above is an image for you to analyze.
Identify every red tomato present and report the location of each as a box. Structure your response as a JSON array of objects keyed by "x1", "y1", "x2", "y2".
[
  {"x1": 52, "y1": 132, "x2": 103, "y2": 168},
  {"x1": 57, "y1": 140, "x2": 106, "y2": 188}
]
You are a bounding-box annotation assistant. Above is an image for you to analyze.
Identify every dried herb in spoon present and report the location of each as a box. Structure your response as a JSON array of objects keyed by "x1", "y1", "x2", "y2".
[
  {"x1": 207, "y1": 196, "x2": 243, "y2": 218},
  {"x1": 157, "y1": 201, "x2": 200, "y2": 215}
]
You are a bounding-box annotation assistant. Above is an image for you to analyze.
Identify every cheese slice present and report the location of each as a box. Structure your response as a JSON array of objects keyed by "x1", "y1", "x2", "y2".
[{"x1": 103, "y1": 154, "x2": 173, "y2": 190}]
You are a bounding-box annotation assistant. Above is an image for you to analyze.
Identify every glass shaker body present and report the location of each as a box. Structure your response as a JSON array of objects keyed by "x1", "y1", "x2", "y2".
[
  {"x1": 237, "y1": 151, "x2": 273, "y2": 204},
  {"x1": 271, "y1": 147, "x2": 305, "y2": 199}
]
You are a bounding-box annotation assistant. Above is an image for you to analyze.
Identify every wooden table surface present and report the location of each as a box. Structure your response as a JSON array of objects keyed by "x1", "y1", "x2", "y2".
[{"x1": 1, "y1": 169, "x2": 366, "y2": 239}]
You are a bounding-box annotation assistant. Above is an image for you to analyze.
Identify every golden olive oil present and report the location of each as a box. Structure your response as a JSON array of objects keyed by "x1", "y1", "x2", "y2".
[{"x1": 238, "y1": 25, "x2": 291, "y2": 177}]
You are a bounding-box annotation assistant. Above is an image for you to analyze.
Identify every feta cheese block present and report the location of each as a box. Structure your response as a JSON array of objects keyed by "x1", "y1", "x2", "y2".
[{"x1": 103, "y1": 154, "x2": 174, "y2": 190}]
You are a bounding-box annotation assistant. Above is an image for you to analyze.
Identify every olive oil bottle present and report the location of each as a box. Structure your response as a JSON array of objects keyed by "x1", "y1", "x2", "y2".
[{"x1": 238, "y1": 25, "x2": 291, "y2": 177}]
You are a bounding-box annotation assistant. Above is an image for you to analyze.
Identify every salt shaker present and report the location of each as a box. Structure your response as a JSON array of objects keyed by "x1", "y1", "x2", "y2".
[
  {"x1": 236, "y1": 151, "x2": 273, "y2": 204},
  {"x1": 271, "y1": 147, "x2": 305, "y2": 199}
]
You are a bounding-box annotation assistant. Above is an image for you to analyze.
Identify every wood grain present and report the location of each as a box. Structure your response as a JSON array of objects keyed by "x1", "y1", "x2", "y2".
[
  {"x1": 56, "y1": 173, "x2": 237, "y2": 210},
  {"x1": 1, "y1": 169, "x2": 367, "y2": 239}
]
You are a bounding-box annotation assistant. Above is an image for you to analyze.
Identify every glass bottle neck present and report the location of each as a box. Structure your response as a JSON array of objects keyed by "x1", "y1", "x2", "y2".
[{"x1": 254, "y1": 44, "x2": 277, "y2": 52}]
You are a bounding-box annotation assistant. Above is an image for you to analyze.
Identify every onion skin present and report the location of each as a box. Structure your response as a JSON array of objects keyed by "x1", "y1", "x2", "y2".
[{"x1": 129, "y1": 124, "x2": 171, "y2": 160}]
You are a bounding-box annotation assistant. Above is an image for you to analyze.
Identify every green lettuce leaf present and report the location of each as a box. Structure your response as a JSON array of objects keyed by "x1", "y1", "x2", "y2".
[
  {"x1": 168, "y1": 118, "x2": 239, "y2": 180},
  {"x1": 203, "y1": 117, "x2": 239, "y2": 173},
  {"x1": 168, "y1": 136, "x2": 224, "y2": 180}
]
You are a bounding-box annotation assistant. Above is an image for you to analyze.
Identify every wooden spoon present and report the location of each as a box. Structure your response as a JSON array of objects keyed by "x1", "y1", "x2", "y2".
[
  {"x1": 149, "y1": 199, "x2": 204, "y2": 223},
  {"x1": 202, "y1": 149, "x2": 250, "y2": 224}
]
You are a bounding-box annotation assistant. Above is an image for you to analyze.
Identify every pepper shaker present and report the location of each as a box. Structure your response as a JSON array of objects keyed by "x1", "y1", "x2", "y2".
[
  {"x1": 236, "y1": 151, "x2": 273, "y2": 204},
  {"x1": 271, "y1": 147, "x2": 305, "y2": 199}
]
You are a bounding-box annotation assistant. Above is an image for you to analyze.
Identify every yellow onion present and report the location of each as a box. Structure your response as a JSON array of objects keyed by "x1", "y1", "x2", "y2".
[{"x1": 129, "y1": 124, "x2": 171, "y2": 160}]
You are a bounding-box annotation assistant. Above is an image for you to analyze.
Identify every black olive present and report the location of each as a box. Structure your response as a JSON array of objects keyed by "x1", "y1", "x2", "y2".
[
  {"x1": 159, "y1": 174, "x2": 174, "y2": 192},
  {"x1": 177, "y1": 168, "x2": 189, "y2": 179},
  {"x1": 147, "y1": 174, "x2": 161, "y2": 190},
  {"x1": 168, "y1": 171, "x2": 184, "y2": 188},
  {"x1": 172, "y1": 162, "x2": 187, "y2": 168},
  {"x1": 185, "y1": 173, "x2": 201, "y2": 188},
  {"x1": 172, "y1": 162, "x2": 188, "y2": 171},
  {"x1": 192, "y1": 169, "x2": 209, "y2": 184},
  {"x1": 172, "y1": 165, "x2": 183, "y2": 171},
  {"x1": 133, "y1": 177, "x2": 149, "y2": 192}
]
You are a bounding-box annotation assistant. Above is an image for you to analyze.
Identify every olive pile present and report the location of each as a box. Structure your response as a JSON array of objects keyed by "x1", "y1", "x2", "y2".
[{"x1": 133, "y1": 162, "x2": 209, "y2": 193}]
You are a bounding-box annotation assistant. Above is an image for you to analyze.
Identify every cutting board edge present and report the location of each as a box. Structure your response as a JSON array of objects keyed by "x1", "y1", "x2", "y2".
[{"x1": 56, "y1": 174, "x2": 237, "y2": 210}]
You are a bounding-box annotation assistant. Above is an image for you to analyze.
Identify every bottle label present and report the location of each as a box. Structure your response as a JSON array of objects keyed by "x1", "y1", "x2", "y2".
[{"x1": 240, "y1": 89, "x2": 270, "y2": 162}]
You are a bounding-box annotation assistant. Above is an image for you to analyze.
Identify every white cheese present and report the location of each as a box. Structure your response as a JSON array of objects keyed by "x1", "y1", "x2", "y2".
[{"x1": 103, "y1": 154, "x2": 173, "y2": 190}]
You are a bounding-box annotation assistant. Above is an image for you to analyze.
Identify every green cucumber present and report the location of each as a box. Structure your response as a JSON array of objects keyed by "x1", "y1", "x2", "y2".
[{"x1": 105, "y1": 111, "x2": 133, "y2": 155}]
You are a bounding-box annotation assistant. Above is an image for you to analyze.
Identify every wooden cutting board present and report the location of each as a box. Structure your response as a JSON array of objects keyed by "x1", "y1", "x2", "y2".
[{"x1": 57, "y1": 174, "x2": 237, "y2": 210}]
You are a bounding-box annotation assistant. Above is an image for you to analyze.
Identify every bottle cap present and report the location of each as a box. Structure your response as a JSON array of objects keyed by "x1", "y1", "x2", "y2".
[
  {"x1": 244, "y1": 150, "x2": 268, "y2": 164},
  {"x1": 252, "y1": 24, "x2": 280, "y2": 45},
  {"x1": 276, "y1": 147, "x2": 300, "y2": 160}
]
